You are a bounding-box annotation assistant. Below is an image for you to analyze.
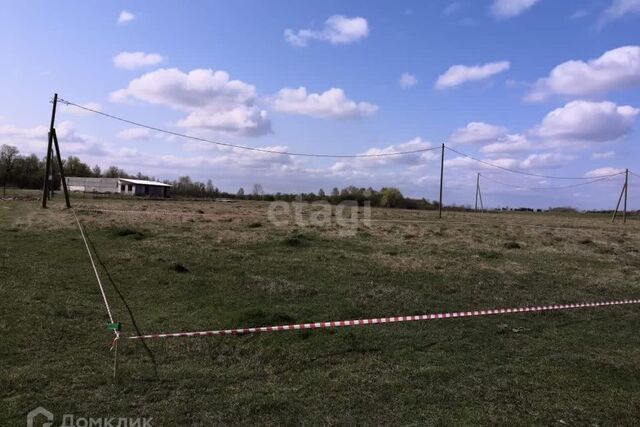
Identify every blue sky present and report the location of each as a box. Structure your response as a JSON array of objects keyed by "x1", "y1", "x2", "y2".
[{"x1": 1, "y1": 0, "x2": 639, "y2": 209}]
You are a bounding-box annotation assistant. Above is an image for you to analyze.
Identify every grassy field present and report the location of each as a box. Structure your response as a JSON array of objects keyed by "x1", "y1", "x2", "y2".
[{"x1": 1, "y1": 196, "x2": 640, "y2": 425}]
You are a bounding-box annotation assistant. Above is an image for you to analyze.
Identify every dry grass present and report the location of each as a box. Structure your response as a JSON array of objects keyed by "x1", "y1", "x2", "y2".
[{"x1": 1, "y1": 196, "x2": 639, "y2": 425}]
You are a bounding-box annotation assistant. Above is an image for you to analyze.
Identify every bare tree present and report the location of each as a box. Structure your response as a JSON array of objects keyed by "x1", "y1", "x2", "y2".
[
  {"x1": 0, "y1": 145, "x2": 19, "y2": 196},
  {"x1": 252, "y1": 183, "x2": 264, "y2": 198}
]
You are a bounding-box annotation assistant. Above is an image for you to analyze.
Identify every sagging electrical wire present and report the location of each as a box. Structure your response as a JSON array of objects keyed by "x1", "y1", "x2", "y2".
[
  {"x1": 444, "y1": 146, "x2": 623, "y2": 180},
  {"x1": 58, "y1": 98, "x2": 441, "y2": 159},
  {"x1": 479, "y1": 172, "x2": 624, "y2": 190}
]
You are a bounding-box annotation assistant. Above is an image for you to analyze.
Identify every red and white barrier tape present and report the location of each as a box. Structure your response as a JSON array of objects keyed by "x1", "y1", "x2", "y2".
[{"x1": 128, "y1": 299, "x2": 639, "y2": 340}]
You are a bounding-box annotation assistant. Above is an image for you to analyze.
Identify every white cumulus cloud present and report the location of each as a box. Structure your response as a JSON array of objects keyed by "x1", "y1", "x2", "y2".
[
  {"x1": 519, "y1": 153, "x2": 573, "y2": 170},
  {"x1": 534, "y1": 100, "x2": 639, "y2": 142},
  {"x1": 598, "y1": 0, "x2": 640, "y2": 28},
  {"x1": 584, "y1": 167, "x2": 625, "y2": 177},
  {"x1": 491, "y1": 0, "x2": 540, "y2": 19},
  {"x1": 585, "y1": 167, "x2": 625, "y2": 177},
  {"x1": 449, "y1": 122, "x2": 508, "y2": 144},
  {"x1": 592, "y1": 151, "x2": 615, "y2": 160},
  {"x1": 445, "y1": 156, "x2": 519, "y2": 170},
  {"x1": 271, "y1": 87, "x2": 378, "y2": 119},
  {"x1": 0, "y1": 121, "x2": 106, "y2": 157},
  {"x1": 526, "y1": 46, "x2": 640, "y2": 101},
  {"x1": 113, "y1": 52, "x2": 164, "y2": 70},
  {"x1": 117, "y1": 10, "x2": 135, "y2": 24},
  {"x1": 398, "y1": 72, "x2": 418, "y2": 89},
  {"x1": 435, "y1": 61, "x2": 510, "y2": 89},
  {"x1": 328, "y1": 137, "x2": 436, "y2": 179},
  {"x1": 284, "y1": 15, "x2": 369, "y2": 47},
  {"x1": 110, "y1": 68, "x2": 271, "y2": 137},
  {"x1": 480, "y1": 134, "x2": 532, "y2": 155},
  {"x1": 117, "y1": 128, "x2": 152, "y2": 140},
  {"x1": 61, "y1": 102, "x2": 102, "y2": 116}
]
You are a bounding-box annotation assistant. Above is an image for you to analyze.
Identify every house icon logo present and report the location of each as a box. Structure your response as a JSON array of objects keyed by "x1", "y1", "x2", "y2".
[{"x1": 27, "y1": 407, "x2": 53, "y2": 427}]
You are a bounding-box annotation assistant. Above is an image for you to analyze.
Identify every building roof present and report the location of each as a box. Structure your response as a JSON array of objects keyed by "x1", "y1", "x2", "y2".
[{"x1": 118, "y1": 178, "x2": 172, "y2": 187}]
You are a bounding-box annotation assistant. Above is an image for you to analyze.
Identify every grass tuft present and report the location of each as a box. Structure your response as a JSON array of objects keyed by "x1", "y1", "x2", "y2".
[
  {"x1": 232, "y1": 308, "x2": 295, "y2": 328},
  {"x1": 478, "y1": 250, "x2": 503, "y2": 259},
  {"x1": 503, "y1": 241, "x2": 521, "y2": 249},
  {"x1": 283, "y1": 231, "x2": 311, "y2": 247},
  {"x1": 170, "y1": 262, "x2": 190, "y2": 273},
  {"x1": 112, "y1": 227, "x2": 145, "y2": 240}
]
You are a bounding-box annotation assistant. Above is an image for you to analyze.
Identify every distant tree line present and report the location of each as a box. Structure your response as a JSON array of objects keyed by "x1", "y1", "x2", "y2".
[
  {"x1": 6, "y1": 145, "x2": 627, "y2": 214},
  {"x1": 0, "y1": 144, "x2": 445, "y2": 209}
]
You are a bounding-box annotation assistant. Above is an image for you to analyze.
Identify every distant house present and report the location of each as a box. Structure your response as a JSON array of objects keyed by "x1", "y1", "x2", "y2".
[{"x1": 66, "y1": 177, "x2": 171, "y2": 197}]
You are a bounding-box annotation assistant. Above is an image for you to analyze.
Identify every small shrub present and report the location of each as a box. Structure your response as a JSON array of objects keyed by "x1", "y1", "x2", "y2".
[
  {"x1": 479, "y1": 250, "x2": 502, "y2": 259},
  {"x1": 578, "y1": 238, "x2": 593, "y2": 245},
  {"x1": 283, "y1": 232, "x2": 310, "y2": 247},
  {"x1": 171, "y1": 262, "x2": 189, "y2": 273},
  {"x1": 248, "y1": 222, "x2": 262, "y2": 228},
  {"x1": 233, "y1": 308, "x2": 294, "y2": 327},
  {"x1": 503, "y1": 241, "x2": 521, "y2": 249},
  {"x1": 113, "y1": 228, "x2": 144, "y2": 240}
]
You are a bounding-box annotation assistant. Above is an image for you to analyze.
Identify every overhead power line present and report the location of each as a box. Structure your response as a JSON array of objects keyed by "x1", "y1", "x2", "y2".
[
  {"x1": 58, "y1": 98, "x2": 440, "y2": 159},
  {"x1": 480, "y1": 172, "x2": 624, "y2": 190},
  {"x1": 444, "y1": 146, "x2": 621, "y2": 180}
]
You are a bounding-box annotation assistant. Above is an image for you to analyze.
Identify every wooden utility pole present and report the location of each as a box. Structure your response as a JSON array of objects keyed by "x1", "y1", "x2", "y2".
[
  {"x1": 42, "y1": 93, "x2": 71, "y2": 209},
  {"x1": 611, "y1": 170, "x2": 628, "y2": 224},
  {"x1": 477, "y1": 173, "x2": 484, "y2": 213},
  {"x1": 52, "y1": 129, "x2": 71, "y2": 208},
  {"x1": 42, "y1": 132, "x2": 54, "y2": 207},
  {"x1": 475, "y1": 173, "x2": 480, "y2": 213},
  {"x1": 49, "y1": 145, "x2": 54, "y2": 199},
  {"x1": 623, "y1": 168, "x2": 628, "y2": 224},
  {"x1": 439, "y1": 143, "x2": 444, "y2": 219}
]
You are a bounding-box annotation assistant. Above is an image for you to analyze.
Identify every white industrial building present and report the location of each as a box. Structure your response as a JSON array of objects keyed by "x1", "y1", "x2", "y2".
[{"x1": 66, "y1": 177, "x2": 171, "y2": 197}]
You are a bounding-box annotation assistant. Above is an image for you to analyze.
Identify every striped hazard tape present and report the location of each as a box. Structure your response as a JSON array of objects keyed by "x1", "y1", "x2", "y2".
[{"x1": 128, "y1": 299, "x2": 639, "y2": 340}]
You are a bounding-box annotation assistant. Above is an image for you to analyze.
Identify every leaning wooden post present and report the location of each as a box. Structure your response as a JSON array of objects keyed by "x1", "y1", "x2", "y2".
[
  {"x1": 623, "y1": 168, "x2": 628, "y2": 224},
  {"x1": 42, "y1": 94, "x2": 58, "y2": 208},
  {"x1": 52, "y1": 129, "x2": 71, "y2": 208},
  {"x1": 439, "y1": 143, "x2": 444, "y2": 219},
  {"x1": 611, "y1": 177, "x2": 626, "y2": 223},
  {"x1": 49, "y1": 145, "x2": 55, "y2": 200},
  {"x1": 478, "y1": 177, "x2": 485, "y2": 213},
  {"x1": 475, "y1": 172, "x2": 480, "y2": 213},
  {"x1": 42, "y1": 132, "x2": 53, "y2": 208}
]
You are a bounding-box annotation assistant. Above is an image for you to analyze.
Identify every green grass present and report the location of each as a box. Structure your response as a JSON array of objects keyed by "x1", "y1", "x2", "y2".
[{"x1": 1, "y1": 198, "x2": 639, "y2": 425}]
